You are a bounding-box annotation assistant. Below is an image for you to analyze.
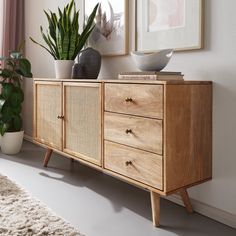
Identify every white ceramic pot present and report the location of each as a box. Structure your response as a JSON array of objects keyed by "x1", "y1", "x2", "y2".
[
  {"x1": 0, "y1": 131, "x2": 24, "y2": 155},
  {"x1": 54, "y1": 60, "x2": 74, "y2": 79}
]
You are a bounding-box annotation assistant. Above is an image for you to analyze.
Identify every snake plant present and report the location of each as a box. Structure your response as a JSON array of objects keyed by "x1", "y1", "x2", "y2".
[{"x1": 30, "y1": 0, "x2": 99, "y2": 60}]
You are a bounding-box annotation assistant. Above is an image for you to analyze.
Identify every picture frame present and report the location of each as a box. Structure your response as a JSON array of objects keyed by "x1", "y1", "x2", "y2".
[
  {"x1": 84, "y1": 0, "x2": 129, "y2": 56},
  {"x1": 136, "y1": 0, "x2": 204, "y2": 52}
]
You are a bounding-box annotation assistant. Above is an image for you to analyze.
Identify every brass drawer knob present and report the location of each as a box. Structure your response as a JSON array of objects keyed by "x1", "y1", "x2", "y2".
[
  {"x1": 125, "y1": 97, "x2": 133, "y2": 102},
  {"x1": 125, "y1": 161, "x2": 132, "y2": 166},
  {"x1": 125, "y1": 129, "x2": 132, "y2": 134},
  {"x1": 57, "y1": 115, "x2": 64, "y2": 119}
]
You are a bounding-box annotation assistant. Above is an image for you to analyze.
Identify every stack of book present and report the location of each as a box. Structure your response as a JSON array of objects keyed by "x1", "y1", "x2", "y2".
[{"x1": 118, "y1": 71, "x2": 184, "y2": 81}]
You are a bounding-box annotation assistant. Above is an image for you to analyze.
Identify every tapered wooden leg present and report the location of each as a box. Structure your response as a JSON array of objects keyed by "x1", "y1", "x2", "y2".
[
  {"x1": 179, "y1": 188, "x2": 194, "y2": 213},
  {"x1": 150, "y1": 191, "x2": 160, "y2": 227},
  {"x1": 43, "y1": 149, "x2": 53, "y2": 167}
]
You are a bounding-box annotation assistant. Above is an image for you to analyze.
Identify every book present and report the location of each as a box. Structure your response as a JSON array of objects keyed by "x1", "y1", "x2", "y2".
[{"x1": 118, "y1": 71, "x2": 184, "y2": 81}]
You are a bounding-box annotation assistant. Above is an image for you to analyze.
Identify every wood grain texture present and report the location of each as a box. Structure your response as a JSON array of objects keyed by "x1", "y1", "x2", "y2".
[
  {"x1": 104, "y1": 112, "x2": 163, "y2": 154},
  {"x1": 43, "y1": 148, "x2": 53, "y2": 167},
  {"x1": 34, "y1": 78, "x2": 212, "y2": 85},
  {"x1": 105, "y1": 83, "x2": 163, "y2": 119},
  {"x1": 179, "y1": 189, "x2": 194, "y2": 213},
  {"x1": 164, "y1": 84, "x2": 212, "y2": 193},
  {"x1": 104, "y1": 141, "x2": 163, "y2": 190},
  {"x1": 33, "y1": 79, "x2": 212, "y2": 198},
  {"x1": 150, "y1": 191, "x2": 160, "y2": 226},
  {"x1": 34, "y1": 139, "x2": 211, "y2": 197},
  {"x1": 63, "y1": 83, "x2": 102, "y2": 166},
  {"x1": 34, "y1": 82, "x2": 62, "y2": 150}
]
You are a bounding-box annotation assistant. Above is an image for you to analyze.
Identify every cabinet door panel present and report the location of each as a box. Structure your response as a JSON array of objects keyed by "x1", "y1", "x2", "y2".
[
  {"x1": 63, "y1": 83, "x2": 102, "y2": 166},
  {"x1": 34, "y1": 82, "x2": 62, "y2": 150}
]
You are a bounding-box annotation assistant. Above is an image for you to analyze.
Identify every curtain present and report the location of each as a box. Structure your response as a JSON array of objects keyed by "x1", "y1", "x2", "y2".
[
  {"x1": 0, "y1": 1, "x2": 3, "y2": 56},
  {"x1": 0, "y1": 0, "x2": 25, "y2": 57}
]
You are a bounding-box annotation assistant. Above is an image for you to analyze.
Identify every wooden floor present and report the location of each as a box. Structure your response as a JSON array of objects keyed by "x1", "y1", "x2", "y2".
[{"x1": 0, "y1": 141, "x2": 235, "y2": 236}]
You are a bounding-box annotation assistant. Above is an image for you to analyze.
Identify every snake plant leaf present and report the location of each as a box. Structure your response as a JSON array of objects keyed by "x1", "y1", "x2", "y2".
[
  {"x1": 80, "y1": 3, "x2": 99, "y2": 41},
  {"x1": 31, "y1": 0, "x2": 98, "y2": 60},
  {"x1": 47, "y1": 34, "x2": 59, "y2": 59},
  {"x1": 30, "y1": 37, "x2": 56, "y2": 59},
  {"x1": 63, "y1": 32, "x2": 70, "y2": 59},
  {"x1": 44, "y1": 10, "x2": 57, "y2": 42},
  {"x1": 67, "y1": 0, "x2": 74, "y2": 19},
  {"x1": 58, "y1": 7, "x2": 63, "y2": 19},
  {"x1": 56, "y1": 25, "x2": 63, "y2": 59},
  {"x1": 63, "y1": 7, "x2": 67, "y2": 30},
  {"x1": 75, "y1": 26, "x2": 95, "y2": 55},
  {"x1": 40, "y1": 26, "x2": 57, "y2": 59},
  {"x1": 51, "y1": 12, "x2": 58, "y2": 34},
  {"x1": 68, "y1": 30, "x2": 77, "y2": 59},
  {"x1": 72, "y1": 11, "x2": 79, "y2": 29}
]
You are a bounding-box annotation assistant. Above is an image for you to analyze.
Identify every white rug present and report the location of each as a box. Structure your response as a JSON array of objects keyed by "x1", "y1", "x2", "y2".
[{"x1": 0, "y1": 174, "x2": 83, "y2": 236}]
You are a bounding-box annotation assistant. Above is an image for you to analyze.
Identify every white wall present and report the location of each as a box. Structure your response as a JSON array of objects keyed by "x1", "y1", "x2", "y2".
[
  {"x1": 24, "y1": 0, "x2": 82, "y2": 134},
  {"x1": 24, "y1": 0, "x2": 236, "y2": 224}
]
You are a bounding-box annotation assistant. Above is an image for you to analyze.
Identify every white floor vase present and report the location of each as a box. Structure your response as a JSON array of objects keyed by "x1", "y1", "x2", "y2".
[{"x1": 0, "y1": 131, "x2": 24, "y2": 155}]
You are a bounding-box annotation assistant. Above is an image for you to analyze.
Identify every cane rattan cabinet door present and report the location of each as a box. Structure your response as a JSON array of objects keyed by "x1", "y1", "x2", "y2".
[
  {"x1": 34, "y1": 81, "x2": 63, "y2": 150},
  {"x1": 63, "y1": 83, "x2": 102, "y2": 166}
]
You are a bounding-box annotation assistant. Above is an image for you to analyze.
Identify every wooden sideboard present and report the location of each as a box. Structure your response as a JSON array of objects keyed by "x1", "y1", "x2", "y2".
[{"x1": 33, "y1": 78, "x2": 212, "y2": 226}]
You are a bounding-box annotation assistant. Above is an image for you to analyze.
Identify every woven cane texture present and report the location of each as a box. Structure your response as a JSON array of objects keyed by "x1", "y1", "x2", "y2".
[
  {"x1": 36, "y1": 83, "x2": 62, "y2": 149},
  {"x1": 64, "y1": 85, "x2": 101, "y2": 164}
]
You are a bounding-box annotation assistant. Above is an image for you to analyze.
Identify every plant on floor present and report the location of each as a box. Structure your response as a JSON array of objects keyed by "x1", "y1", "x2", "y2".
[
  {"x1": 0, "y1": 45, "x2": 33, "y2": 136},
  {"x1": 30, "y1": 0, "x2": 99, "y2": 60}
]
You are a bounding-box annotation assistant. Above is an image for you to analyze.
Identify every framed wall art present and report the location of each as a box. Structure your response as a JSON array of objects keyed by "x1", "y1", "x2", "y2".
[
  {"x1": 136, "y1": 0, "x2": 204, "y2": 52},
  {"x1": 84, "y1": 0, "x2": 129, "y2": 56}
]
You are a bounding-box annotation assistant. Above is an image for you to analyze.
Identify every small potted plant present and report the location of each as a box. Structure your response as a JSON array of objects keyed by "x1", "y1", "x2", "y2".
[
  {"x1": 0, "y1": 47, "x2": 33, "y2": 154},
  {"x1": 30, "y1": 0, "x2": 99, "y2": 79}
]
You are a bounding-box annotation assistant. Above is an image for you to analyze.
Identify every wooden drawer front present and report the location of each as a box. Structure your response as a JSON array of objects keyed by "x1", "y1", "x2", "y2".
[
  {"x1": 105, "y1": 83, "x2": 163, "y2": 119},
  {"x1": 104, "y1": 112, "x2": 163, "y2": 154},
  {"x1": 105, "y1": 141, "x2": 163, "y2": 190}
]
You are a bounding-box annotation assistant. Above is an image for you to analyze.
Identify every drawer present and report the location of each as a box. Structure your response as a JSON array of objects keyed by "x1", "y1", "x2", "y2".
[
  {"x1": 105, "y1": 83, "x2": 163, "y2": 119},
  {"x1": 104, "y1": 112, "x2": 163, "y2": 154},
  {"x1": 104, "y1": 141, "x2": 163, "y2": 190}
]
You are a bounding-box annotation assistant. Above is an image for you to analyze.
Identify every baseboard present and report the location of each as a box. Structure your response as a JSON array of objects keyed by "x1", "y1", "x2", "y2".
[
  {"x1": 24, "y1": 134, "x2": 33, "y2": 142},
  {"x1": 23, "y1": 134, "x2": 236, "y2": 229},
  {"x1": 165, "y1": 194, "x2": 236, "y2": 229}
]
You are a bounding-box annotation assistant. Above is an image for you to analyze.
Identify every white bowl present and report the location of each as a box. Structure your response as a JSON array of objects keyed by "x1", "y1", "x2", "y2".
[{"x1": 131, "y1": 49, "x2": 173, "y2": 71}]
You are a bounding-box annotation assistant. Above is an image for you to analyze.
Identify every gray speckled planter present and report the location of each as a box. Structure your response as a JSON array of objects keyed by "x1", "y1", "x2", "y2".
[{"x1": 72, "y1": 47, "x2": 101, "y2": 79}]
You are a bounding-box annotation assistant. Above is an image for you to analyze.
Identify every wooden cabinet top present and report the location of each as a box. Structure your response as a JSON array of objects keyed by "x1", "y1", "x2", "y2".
[{"x1": 34, "y1": 78, "x2": 212, "y2": 85}]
